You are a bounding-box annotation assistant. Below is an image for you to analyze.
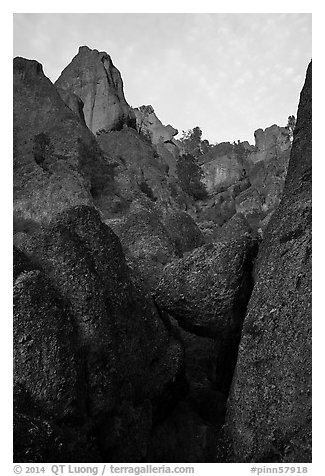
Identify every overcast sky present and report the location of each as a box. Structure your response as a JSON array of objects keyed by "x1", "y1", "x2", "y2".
[{"x1": 13, "y1": 13, "x2": 311, "y2": 144}]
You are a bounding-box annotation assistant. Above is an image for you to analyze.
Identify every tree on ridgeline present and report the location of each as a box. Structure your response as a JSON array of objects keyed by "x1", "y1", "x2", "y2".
[
  {"x1": 179, "y1": 126, "x2": 213, "y2": 158},
  {"x1": 176, "y1": 153, "x2": 208, "y2": 200},
  {"x1": 286, "y1": 115, "x2": 296, "y2": 142}
]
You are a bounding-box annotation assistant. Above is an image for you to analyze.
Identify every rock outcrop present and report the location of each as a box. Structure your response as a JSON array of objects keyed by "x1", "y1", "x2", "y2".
[
  {"x1": 223, "y1": 62, "x2": 312, "y2": 463},
  {"x1": 134, "y1": 105, "x2": 178, "y2": 145},
  {"x1": 13, "y1": 56, "x2": 125, "y2": 228},
  {"x1": 96, "y1": 127, "x2": 191, "y2": 218},
  {"x1": 250, "y1": 124, "x2": 291, "y2": 164},
  {"x1": 155, "y1": 237, "x2": 257, "y2": 339},
  {"x1": 13, "y1": 44, "x2": 311, "y2": 464},
  {"x1": 55, "y1": 46, "x2": 135, "y2": 133},
  {"x1": 198, "y1": 125, "x2": 292, "y2": 231},
  {"x1": 14, "y1": 269, "x2": 83, "y2": 422},
  {"x1": 106, "y1": 208, "x2": 204, "y2": 289},
  {"x1": 106, "y1": 208, "x2": 177, "y2": 289},
  {"x1": 14, "y1": 206, "x2": 185, "y2": 461},
  {"x1": 201, "y1": 150, "x2": 245, "y2": 195},
  {"x1": 56, "y1": 87, "x2": 87, "y2": 126},
  {"x1": 160, "y1": 210, "x2": 205, "y2": 256}
]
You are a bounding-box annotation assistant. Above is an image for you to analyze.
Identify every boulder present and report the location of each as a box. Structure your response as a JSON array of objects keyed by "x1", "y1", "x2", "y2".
[
  {"x1": 106, "y1": 208, "x2": 177, "y2": 288},
  {"x1": 16, "y1": 206, "x2": 184, "y2": 461},
  {"x1": 224, "y1": 62, "x2": 312, "y2": 463},
  {"x1": 210, "y1": 213, "x2": 254, "y2": 243},
  {"x1": 155, "y1": 237, "x2": 257, "y2": 339},
  {"x1": 55, "y1": 46, "x2": 135, "y2": 133},
  {"x1": 14, "y1": 270, "x2": 84, "y2": 422},
  {"x1": 160, "y1": 210, "x2": 205, "y2": 256}
]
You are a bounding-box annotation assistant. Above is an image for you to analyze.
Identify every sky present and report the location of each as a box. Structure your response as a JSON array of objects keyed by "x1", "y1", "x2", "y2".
[{"x1": 13, "y1": 13, "x2": 311, "y2": 144}]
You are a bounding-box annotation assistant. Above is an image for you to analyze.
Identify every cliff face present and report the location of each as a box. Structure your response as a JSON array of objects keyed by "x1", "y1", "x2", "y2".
[
  {"x1": 198, "y1": 124, "x2": 291, "y2": 231},
  {"x1": 13, "y1": 45, "x2": 311, "y2": 464},
  {"x1": 55, "y1": 46, "x2": 136, "y2": 133},
  {"x1": 250, "y1": 124, "x2": 291, "y2": 164},
  {"x1": 201, "y1": 153, "x2": 245, "y2": 194},
  {"x1": 13, "y1": 56, "x2": 96, "y2": 227},
  {"x1": 223, "y1": 62, "x2": 312, "y2": 463}
]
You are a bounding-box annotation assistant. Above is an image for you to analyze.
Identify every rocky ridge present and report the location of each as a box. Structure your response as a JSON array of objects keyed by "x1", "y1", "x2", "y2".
[{"x1": 13, "y1": 46, "x2": 311, "y2": 463}]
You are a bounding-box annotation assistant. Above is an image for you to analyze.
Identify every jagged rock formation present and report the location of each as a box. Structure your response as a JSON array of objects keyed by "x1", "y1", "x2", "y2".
[
  {"x1": 200, "y1": 147, "x2": 246, "y2": 194},
  {"x1": 13, "y1": 56, "x2": 127, "y2": 230},
  {"x1": 197, "y1": 125, "x2": 291, "y2": 231},
  {"x1": 133, "y1": 104, "x2": 180, "y2": 177},
  {"x1": 97, "y1": 128, "x2": 172, "y2": 207},
  {"x1": 106, "y1": 208, "x2": 204, "y2": 289},
  {"x1": 13, "y1": 45, "x2": 311, "y2": 464},
  {"x1": 134, "y1": 105, "x2": 178, "y2": 145},
  {"x1": 55, "y1": 46, "x2": 135, "y2": 133},
  {"x1": 222, "y1": 61, "x2": 312, "y2": 463},
  {"x1": 14, "y1": 57, "x2": 93, "y2": 226},
  {"x1": 250, "y1": 124, "x2": 291, "y2": 164}
]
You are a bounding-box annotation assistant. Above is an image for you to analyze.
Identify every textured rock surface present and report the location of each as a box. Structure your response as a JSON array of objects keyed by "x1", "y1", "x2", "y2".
[
  {"x1": 223, "y1": 62, "x2": 312, "y2": 463},
  {"x1": 106, "y1": 208, "x2": 177, "y2": 289},
  {"x1": 14, "y1": 206, "x2": 184, "y2": 461},
  {"x1": 13, "y1": 384, "x2": 101, "y2": 462},
  {"x1": 250, "y1": 124, "x2": 291, "y2": 164},
  {"x1": 96, "y1": 128, "x2": 189, "y2": 215},
  {"x1": 161, "y1": 210, "x2": 205, "y2": 256},
  {"x1": 14, "y1": 270, "x2": 83, "y2": 422},
  {"x1": 56, "y1": 87, "x2": 87, "y2": 125},
  {"x1": 201, "y1": 151, "x2": 244, "y2": 194},
  {"x1": 55, "y1": 46, "x2": 135, "y2": 133},
  {"x1": 13, "y1": 56, "x2": 121, "y2": 226},
  {"x1": 205, "y1": 213, "x2": 254, "y2": 243},
  {"x1": 134, "y1": 105, "x2": 178, "y2": 145},
  {"x1": 198, "y1": 126, "x2": 292, "y2": 232},
  {"x1": 155, "y1": 237, "x2": 257, "y2": 339}
]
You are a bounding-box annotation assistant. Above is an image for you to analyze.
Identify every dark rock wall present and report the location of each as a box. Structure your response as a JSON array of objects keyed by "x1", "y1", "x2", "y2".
[{"x1": 223, "y1": 62, "x2": 312, "y2": 463}]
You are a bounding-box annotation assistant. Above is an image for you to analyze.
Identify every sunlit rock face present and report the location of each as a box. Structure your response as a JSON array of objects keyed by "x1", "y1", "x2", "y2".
[
  {"x1": 134, "y1": 105, "x2": 178, "y2": 145},
  {"x1": 55, "y1": 46, "x2": 136, "y2": 133},
  {"x1": 249, "y1": 124, "x2": 291, "y2": 164},
  {"x1": 201, "y1": 153, "x2": 244, "y2": 194}
]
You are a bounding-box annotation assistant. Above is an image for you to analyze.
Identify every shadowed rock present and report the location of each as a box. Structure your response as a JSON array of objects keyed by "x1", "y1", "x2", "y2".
[
  {"x1": 223, "y1": 61, "x2": 312, "y2": 463},
  {"x1": 160, "y1": 210, "x2": 205, "y2": 256},
  {"x1": 14, "y1": 205, "x2": 185, "y2": 461},
  {"x1": 106, "y1": 208, "x2": 177, "y2": 289},
  {"x1": 155, "y1": 237, "x2": 257, "y2": 339},
  {"x1": 14, "y1": 270, "x2": 84, "y2": 422},
  {"x1": 13, "y1": 56, "x2": 120, "y2": 226}
]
